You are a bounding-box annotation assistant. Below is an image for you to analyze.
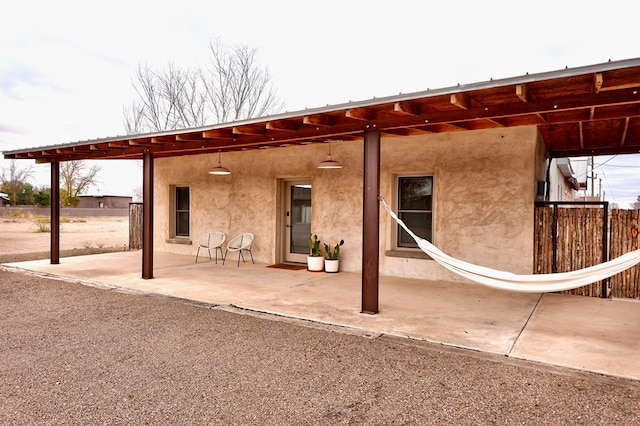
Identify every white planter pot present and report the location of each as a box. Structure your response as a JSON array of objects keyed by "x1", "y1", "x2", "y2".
[
  {"x1": 307, "y1": 255, "x2": 324, "y2": 272},
  {"x1": 324, "y1": 259, "x2": 339, "y2": 273}
]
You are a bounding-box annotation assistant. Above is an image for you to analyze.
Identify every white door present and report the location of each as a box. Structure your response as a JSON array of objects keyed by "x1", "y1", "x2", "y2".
[{"x1": 284, "y1": 180, "x2": 312, "y2": 263}]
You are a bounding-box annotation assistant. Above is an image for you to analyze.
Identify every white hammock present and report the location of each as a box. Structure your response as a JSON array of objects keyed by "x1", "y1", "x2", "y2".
[{"x1": 379, "y1": 197, "x2": 640, "y2": 293}]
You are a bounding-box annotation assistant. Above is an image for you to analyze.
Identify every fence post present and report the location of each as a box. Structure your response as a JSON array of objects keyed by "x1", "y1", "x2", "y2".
[{"x1": 129, "y1": 202, "x2": 143, "y2": 250}]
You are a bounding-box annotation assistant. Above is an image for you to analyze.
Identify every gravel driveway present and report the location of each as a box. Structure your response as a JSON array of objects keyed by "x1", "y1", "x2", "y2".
[{"x1": 1, "y1": 252, "x2": 639, "y2": 425}]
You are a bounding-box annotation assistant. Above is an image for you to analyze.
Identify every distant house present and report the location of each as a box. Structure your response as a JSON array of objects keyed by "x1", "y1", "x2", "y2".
[
  {"x1": 545, "y1": 158, "x2": 587, "y2": 202},
  {"x1": 0, "y1": 192, "x2": 9, "y2": 206},
  {"x1": 77, "y1": 195, "x2": 132, "y2": 209}
]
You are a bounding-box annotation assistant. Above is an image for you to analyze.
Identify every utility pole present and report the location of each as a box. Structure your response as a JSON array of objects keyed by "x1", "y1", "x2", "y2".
[{"x1": 589, "y1": 156, "x2": 597, "y2": 198}]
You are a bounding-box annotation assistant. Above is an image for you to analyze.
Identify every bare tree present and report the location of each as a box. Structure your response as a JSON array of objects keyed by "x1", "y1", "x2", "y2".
[
  {"x1": 59, "y1": 161, "x2": 101, "y2": 206},
  {"x1": 0, "y1": 159, "x2": 33, "y2": 205},
  {"x1": 124, "y1": 40, "x2": 283, "y2": 134},
  {"x1": 203, "y1": 39, "x2": 282, "y2": 123},
  {"x1": 633, "y1": 195, "x2": 640, "y2": 210}
]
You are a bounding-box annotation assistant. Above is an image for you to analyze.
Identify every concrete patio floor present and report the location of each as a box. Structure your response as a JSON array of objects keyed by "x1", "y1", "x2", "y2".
[{"x1": 3, "y1": 250, "x2": 640, "y2": 381}]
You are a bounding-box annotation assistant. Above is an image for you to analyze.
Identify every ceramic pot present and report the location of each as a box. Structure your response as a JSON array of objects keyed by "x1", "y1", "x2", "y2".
[
  {"x1": 324, "y1": 259, "x2": 339, "y2": 273},
  {"x1": 307, "y1": 255, "x2": 324, "y2": 272}
]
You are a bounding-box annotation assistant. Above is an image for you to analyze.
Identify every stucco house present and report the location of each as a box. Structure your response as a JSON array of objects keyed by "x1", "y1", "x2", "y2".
[
  {"x1": 77, "y1": 194, "x2": 133, "y2": 209},
  {"x1": 4, "y1": 58, "x2": 640, "y2": 313},
  {"x1": 546, "y1": 158, "x2": 586, "y2": 202}
]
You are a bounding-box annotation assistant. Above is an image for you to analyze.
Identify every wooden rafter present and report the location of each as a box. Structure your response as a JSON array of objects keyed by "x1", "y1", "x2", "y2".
[
  {"x1": 202, "y1": 129, "x2": 235, "y2": 139},
  {"x1": 232, "y1": 125, "x2": 266, "y2": 136},
  {"x1": 266, "y1": 120, "x2": 299, "y2": 131},
  {"x1": 516, "y1": 84, "x2": 528, "y2": 102},
  {"x1": 450, "y1": 92, "x2": 470, "y2": 110},
  {"x1": 594, "y1": 73, "x2": 604, "y2": 94},
  {"x1": 303, "y1": 114, "x2": 334, "y2": 127},
  {"x1": 345, "y1": 108, "x2": 375, "y2": 121},
  {"x1": 620, "y1": 117, "x2": 630, "y2": 147},
  {"x1": 5, "y1": 60, "x2": 640, "y2": 162},
  {"x1": 393, "y1": 101, "x2": 420, "y2": 116}
]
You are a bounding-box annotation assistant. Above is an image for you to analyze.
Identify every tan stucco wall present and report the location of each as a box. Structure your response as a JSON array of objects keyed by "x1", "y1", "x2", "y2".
[
  {"x1": 154, "y1": 125, "x2": 540, "y2": 281},
  {"x1": 378, "y1": 126, "x2": 539, "y2": 282},
  {"x1": 154, "y1": 142, "x2": 364, "y2": 269}
]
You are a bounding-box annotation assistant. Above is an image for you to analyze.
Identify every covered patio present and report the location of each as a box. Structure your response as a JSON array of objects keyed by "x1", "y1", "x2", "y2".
[
  {"x1": 4, "y1": 251, "x2": 640, "y2": 381},
  {"x1": 4, "y1": 58, "x2": 640, "y2": 315}
]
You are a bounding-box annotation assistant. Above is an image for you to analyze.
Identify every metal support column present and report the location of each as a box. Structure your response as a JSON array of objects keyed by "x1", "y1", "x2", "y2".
[
  {"x1": 362, "y1": 129, "x2": 380, "y2": 314},
  {"x1": 142, "y1": 152, "x2": 154, "y2": 279},
  {"x1": 50, "y1": 161, "x2": 60, "y2": 264}
]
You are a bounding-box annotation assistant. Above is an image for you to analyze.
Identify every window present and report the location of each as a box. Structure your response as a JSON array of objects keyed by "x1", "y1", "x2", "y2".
[
  {"x1": 396, "y1": 175, "x2": 433, "y2": 248},
  {"x1": 175, "y1": 186, "x2": 190, "y2": 237}
]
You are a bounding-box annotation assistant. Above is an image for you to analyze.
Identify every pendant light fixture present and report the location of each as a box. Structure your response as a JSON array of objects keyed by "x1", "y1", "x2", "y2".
[
  {"x1": 208, "y1": 151, "x2": 231, "y2": 175},
  {"x1": 317, "y1": 142, "x2": 342, "y2": 169}
]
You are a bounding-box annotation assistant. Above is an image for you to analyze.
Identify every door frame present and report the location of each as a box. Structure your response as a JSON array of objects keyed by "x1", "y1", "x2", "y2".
[{"x1": 276, "y1": 178, "x2": 312, "y2": 264}]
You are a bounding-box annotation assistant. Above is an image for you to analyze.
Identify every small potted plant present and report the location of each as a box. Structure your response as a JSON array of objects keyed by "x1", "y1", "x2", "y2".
[
  {"x1": 323, "y1": 239, "x2": 344, "y2": 273},
  {"x1": 307, "y1": 234, "x2": 324, "y2": 272}
]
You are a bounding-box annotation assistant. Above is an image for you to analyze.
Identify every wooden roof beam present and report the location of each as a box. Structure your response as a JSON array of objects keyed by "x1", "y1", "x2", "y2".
[
  {"x1": 56, "y1": 147, "x2": 75, "y2": 154},
  {"x1": 345, "y1": 107, "x2": 376, "y2": 121},
  {"x1": 450, "y1": 92, "x2": 470, "y2": 110},
  {"x1": 303, "y1": 114, "x2": 335, "y2": 127},
  {"x1": 579, "y1": 121, "x2": 584, "y2": 149},
  {"x1": 594, "y1": 73, "x2": 604, "y2": 94},
  {"x1": 620, "y1": 117, "x2": 630, "y2": 147},
  {"x1": 90, "y1": 144, "x2": 120, "y2": 152},
  {"x1": 232, "y1": 125, "x2": 266, "y2": 136},
  {"x1": 202, "y1": 129, "x2": 235, "y2": 139},
  {"x1": 393, "y1": 101, "x2": 420, "y2": 116},
  {"x1": 108, "y1": 141, "x2": 132, "y2": 149},
  {"x1": 266, "y1": 120, "x2": 300, "y2": 132},
  {"x1": 128, "y1": 140, "x2": 156, "y2": 147},
  {"x1": 516, "y1": 84, "x2": 528, "y2": 102},
  {"x1": 152, "y1": 136, "x2": 181, "y2": 144}
]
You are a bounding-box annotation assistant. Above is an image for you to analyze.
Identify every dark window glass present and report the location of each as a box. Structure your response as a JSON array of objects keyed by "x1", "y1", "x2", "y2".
[
  {"x1": 397, "y1": 176, "x2": 433, "y2": 248},
  {"x1": 175, "y1": 187, "x2": 189, "y2": 236}
]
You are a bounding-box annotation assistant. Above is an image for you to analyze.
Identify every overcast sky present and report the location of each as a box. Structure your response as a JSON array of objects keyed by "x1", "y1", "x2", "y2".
[{"x1": 1, "y1": 0, "x2": 639, "y2": 207}]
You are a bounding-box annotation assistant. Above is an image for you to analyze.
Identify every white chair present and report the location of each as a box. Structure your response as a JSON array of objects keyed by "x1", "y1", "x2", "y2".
[
  {"x1": 223, "y1": 233, "x2": 254, "y2": 267},
  {"x1": 195, "y1": 231, "x2": 226, "y2": 264}
]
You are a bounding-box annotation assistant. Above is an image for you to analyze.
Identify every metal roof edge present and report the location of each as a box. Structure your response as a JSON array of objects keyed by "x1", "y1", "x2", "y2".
[{"x1": 4, "y1": 57, "x2": 640, "y2": 156}]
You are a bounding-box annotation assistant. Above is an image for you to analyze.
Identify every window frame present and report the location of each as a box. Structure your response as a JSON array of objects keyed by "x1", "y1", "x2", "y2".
[
  {"x1": 391, "y1": 174, "x2": 434, "y2": 255},
  {"x1": 171, "y1": 185, "x2": 190, "y2": 239}
]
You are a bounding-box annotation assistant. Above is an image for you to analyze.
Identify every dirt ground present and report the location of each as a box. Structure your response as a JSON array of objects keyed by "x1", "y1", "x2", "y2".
[
  {"x1": 0, "y1": 216, "x2": 129, "y2": 260},
  {"x1": 1, "y1": 218, "x2": 640, "y2": 424}
]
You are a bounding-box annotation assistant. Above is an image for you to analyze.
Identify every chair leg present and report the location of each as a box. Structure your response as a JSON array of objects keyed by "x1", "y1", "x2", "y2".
[
  {"x1": 223, "y1": 249, "x2": 229, "y2": 265},
  {"x1": 248, "y1": 248, "x2": 254, "y2": 264},
  {"x1": 237, "y1": 250, "x2": 244, "y2": 267},
  {"x1": 195, "y1": 247, "x2": 200, "y2": 263}
]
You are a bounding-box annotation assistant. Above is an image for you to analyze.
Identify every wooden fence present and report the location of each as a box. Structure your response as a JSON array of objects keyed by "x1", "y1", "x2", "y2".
[
  {"x1": 534, "y1": 204, "x2": 640, "y2": 299},
  {"x1": 129, "y1": 203, "x2": 143, "y2": 250},
  {"x1": 609, "y1": 209, "x2": 640, "y2": 298}
]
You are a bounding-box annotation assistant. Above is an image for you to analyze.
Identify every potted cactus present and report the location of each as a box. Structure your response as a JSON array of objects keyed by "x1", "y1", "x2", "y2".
[
  {"x1": 323, "y1": 239, "x2": 344, "y2": 273},
  {"x1": 307, "y1": 234, "x2": 324, "y2": 272}
]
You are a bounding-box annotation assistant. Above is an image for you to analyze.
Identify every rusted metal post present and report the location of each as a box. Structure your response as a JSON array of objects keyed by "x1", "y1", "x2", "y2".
[
  {"x1": 362, "y1": 129, "x2": 380, "y2": 314},
  {"x1": 50, "y1": 161, "x2": 60, "y2": 264},
  {"x1": 142, "y1": 152, "x2": 154, "y2": 279}
]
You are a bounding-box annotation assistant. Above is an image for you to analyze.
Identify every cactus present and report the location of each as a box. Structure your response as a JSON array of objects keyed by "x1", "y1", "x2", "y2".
[
  {"x1": 324, "y1": 239, "x2": 344, "y2": 260},
  {"x1": 308, "y1": 234, "x2": 322, "y2": 256}
]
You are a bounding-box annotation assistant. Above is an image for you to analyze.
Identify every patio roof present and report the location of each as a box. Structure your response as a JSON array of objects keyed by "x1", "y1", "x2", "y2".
[{"x1": 4, "y1": 57, "x2": 640, "y2": 163}]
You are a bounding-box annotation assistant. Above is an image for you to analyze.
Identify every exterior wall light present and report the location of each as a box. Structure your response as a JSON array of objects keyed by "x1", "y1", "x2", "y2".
[
  {"x1": 209, "y1": 151, "x2": 231, "y2": 175},
  {"x1": 317, "y1": 143, "x2": 342, "y2": 169}
]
